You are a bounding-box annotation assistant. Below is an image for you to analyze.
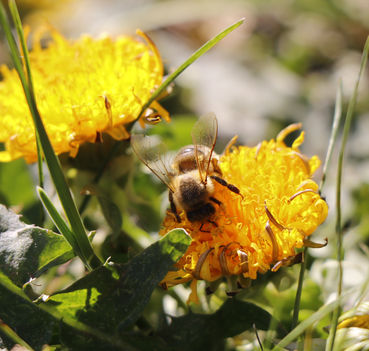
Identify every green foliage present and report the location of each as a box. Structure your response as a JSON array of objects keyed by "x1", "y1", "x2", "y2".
[
  {"x1": 0, "y1": 271, "x2": 133, "y2": 351},
  {"x1": 0, "y1": 228, "x2": 191, "y2": 350},
  {"x1": 0, "y1": 204, "x2": 71, "y2": 286},
  {"x1": 46, "y1": 229, "x2": 191, "y2": 332},
  {"x1": 157, "y1": 299, "x2": 271, "y2": 351},
  {"x1": 0, "y1": 272, "x2": 56, "y2": 351}
]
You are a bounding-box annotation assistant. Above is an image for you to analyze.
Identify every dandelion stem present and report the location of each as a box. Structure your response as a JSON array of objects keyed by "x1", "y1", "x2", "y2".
[{"x1": 292, "y1": 247, "x2": 307, "y2": 330}]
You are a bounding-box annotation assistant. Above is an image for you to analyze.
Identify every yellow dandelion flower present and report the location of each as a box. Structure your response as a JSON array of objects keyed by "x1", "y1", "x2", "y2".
[
  {"x1": 0, "y1": 28, "x2": 168, "y2": 163},
  {"x1": 160, "y1": 124, "x2": 328, "y2": 303}
]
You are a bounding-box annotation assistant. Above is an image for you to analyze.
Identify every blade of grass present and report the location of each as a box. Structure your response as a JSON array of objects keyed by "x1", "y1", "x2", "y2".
[
  {"x1": 37, "y1": 186, "x2": 79, "y2": 254},
  {"x1": 0, "y1": 319, "x2": 35, "y2": 351},
  {"x1": 8, "y1": 0, "x2": 44, "y2": 188},
  {"x1": 0, "y1": 3, "x2": 28, "y2": 91},
  {"x1": 320, "y1": 81, "x2": 343, "y2": 192},
  {"x1": 272, "y1": 291, "x2": 349, "y2": 351},
  {"x1": 9, "y1": 0, "x2": 34, "y2": 91},
  {"x1": 326, "y1": 35, "x2": 369, "y2": 351},
  {"x1": 35, "y1": 139, "x2": 44, "y2": 188},
  {"x1": 0, "y1": 1, "x2": 101, "y2": 270},
  {"x1": 291, "y1": 79, "x2": 344, "y2": 334},
  {"x1": 138, "y1": 18, "x2": 245, "y2": 118}
]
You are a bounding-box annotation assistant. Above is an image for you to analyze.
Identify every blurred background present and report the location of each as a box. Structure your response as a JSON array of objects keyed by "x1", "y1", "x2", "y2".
[{"x1": 1, "y1": 0, "x2": 369, "y2": 326}]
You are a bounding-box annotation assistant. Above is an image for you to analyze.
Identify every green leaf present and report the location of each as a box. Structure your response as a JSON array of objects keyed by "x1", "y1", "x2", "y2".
[
  {"x1": 45, "y1": 229, "x2": 191, "y2": 332},
  {"x1": 37, "y1": 186, "x2": 79, "y2": 253},
  {"x1": 0, "y1": 272, "x2": 55, "y2": 350},
  {"x1": 157, "y1": 299, "x2": 272, "y2": 351},
  {"x1": 0, "y1": 271, "x2": 133, "y2": 351},
  {"x1": 32, "y1": 249, "x2": 75, "y2": 279},
  {"x1": 58, "y1": 322, "x2": 136, "y2": 351},
  {"x1": 0, "y1": 204, "x2": 72, "y2": 286},
  {"x1": 117, "y1": 332, "x2": 170, "y2": 351}
]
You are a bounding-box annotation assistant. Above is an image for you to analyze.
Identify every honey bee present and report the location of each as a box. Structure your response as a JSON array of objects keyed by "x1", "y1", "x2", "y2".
[{"x1": 131, "y1": 113, "x2": 240, "y2": 223}]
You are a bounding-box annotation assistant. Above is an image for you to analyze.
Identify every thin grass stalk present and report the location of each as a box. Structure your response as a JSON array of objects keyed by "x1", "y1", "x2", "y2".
[
  {"x1": 0, "y1": 319, "x2": 35, "y2": 351},
  {"x1": 138, "y1": 18, "x2": 245, "y2": 119},
  {"x1": 272, "y1": 291, "x2": 349, "y2": 351},
  {"x1": 291, "y1": 78, "x2": 344, "y2": 341},
  {"x1": 37, "y1": 187, "x2": 78, "y2": 252},
  {"x1": 8, "y1": 0, "x2": 44, "y2": 186},
  {"x1": 9, "y1": 0, "x2": 34, "y2": 90},
  {"x1": 35, "y1": 138, "x2": 44, "y2": 188},
  {"x1": 326, "y1": 36, "x2": 369, "y2": 351},
  {"x1": 320, "y1": 81, "x2": 343, "y2": 192}
]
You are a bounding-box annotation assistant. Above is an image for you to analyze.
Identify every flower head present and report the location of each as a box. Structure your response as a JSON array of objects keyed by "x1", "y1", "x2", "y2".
[
  {"x1": 160, "y1": 124, "x2": 328, "y2": 303},
  {"x1": 0, "y1": 28, "x2": 168, "y2": 163}
]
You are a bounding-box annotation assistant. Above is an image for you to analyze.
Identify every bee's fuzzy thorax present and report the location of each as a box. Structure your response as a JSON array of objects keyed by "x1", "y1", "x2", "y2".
[{"x1": 173, "y1": 171, "x2": 215, "y2": 212}]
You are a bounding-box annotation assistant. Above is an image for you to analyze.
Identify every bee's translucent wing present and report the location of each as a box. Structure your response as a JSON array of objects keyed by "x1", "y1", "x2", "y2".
[
  {"x1": 191, "y1": 113, "x2": 218, "y2": 183},
  {"x1": 131, "y1": 134, "x2": 175, "y2": 192}
]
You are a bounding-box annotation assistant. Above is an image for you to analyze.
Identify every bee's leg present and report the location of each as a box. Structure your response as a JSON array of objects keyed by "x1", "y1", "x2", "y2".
[
  {"x1": 169, "y1": 191, "x2": 181, "y2": 222},
  {"x1": 199, "y1": 219, "x2": 218, "y2": 233},
  {"x1": 207, "y1": 219, "x2": 218, "y2": 227},
  {"x1": 199, "y1": 223, "x2": 210, "y2": 232},
  {"x1": 210, "y1": 175, "x2": 243, "y2": 198},
  {"x1": 210, "y1": 197, "x2": 226, "y2": 214},
  {"x1": 209, "y1": 197, "x2": 222, "y2": 206}
]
